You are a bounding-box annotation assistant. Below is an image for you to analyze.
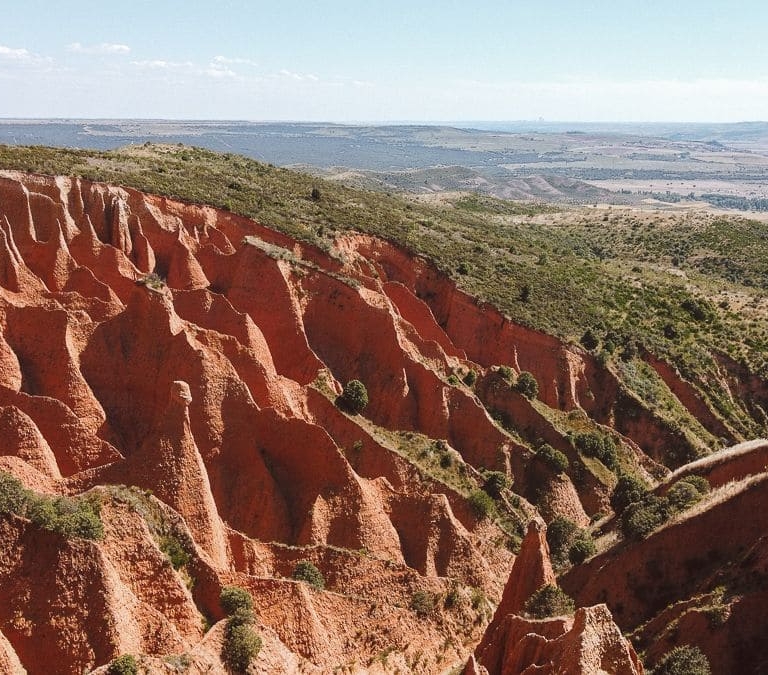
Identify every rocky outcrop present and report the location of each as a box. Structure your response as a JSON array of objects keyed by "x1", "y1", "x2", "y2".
[
  {"x1": 474, "y1": 605, "x2": 643, "y2": 675},
  {"x1": 472, "y1": 521, "x2": 642, "y2": 675}
]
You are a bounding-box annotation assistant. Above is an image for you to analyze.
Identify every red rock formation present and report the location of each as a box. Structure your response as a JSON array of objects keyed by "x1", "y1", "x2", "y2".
[
  {"x1": 562, "y1": 474, "x2": 768, "y2": 630},
  {"x1": 0, "y1": 170, "x2": 761, "y2": 674},
  {"x1": 0, "y1": 628, "x2": 25, "y2": 675},
  {"x1": 476, "y1": 605, "x2": 643, "y2": 675},
  {"x1": 474, "y1": 520, "x2": 556, "y2": 672},
  {"x1": 472, "y1": 521, "x2": 642, "y2": 674}
]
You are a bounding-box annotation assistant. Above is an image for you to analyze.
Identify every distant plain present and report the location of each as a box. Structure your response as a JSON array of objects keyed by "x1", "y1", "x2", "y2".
[{"x1": 2, "y1": 119, "x2": 767, "y2": 214}]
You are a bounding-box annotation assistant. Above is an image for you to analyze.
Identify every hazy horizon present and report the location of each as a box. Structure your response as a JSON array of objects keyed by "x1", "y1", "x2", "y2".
[{"x1": 1, "y1": 118, "x2": 766, "y2": 127}]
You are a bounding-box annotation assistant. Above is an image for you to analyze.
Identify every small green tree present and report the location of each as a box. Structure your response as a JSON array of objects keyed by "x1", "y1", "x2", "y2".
[
  {"x1": 293, "y1": 560, "x2": 325, "y2": 590},
  {"x1": 0, "y1": 472, "x2": 103, "y2": 540},
  {"x1": 667, "y1": 481, "x2": 704, "y2": 511},
  {"x1": 223, "y1": 622, "x2": 262, "y2": 672},
  {"x1": 468, "y1": 489, "x2": 495, "y2": 520},
  {"x1": 678, "y1": 475, "x2": 710, "y2": 494},
  {"x1": 524, "y1": 584, "x2": 575, "y2": 618},
  {"x1": 107, "y1": 655, "x2": 138, "y2": 675},
  {"x1": 653, "y1": 645, "x2": 711, "y2": 675},
  {"x1": 220, "y1": 586, "x2": 254, "y2": 615},
  {"x1": 54, "y1": 495, "x2": 104, "y2": 540},
  {"x1": 159, "y1": 535, "x2": 191, "y2": 570},
  {"x1": 482, "y1": 471, "x2": 510, "y2": 499},
  {"x1": 568, "y1": 531, "x2": 596, "y2": 564},
  {"x1": 537, "y1": 444, "x2": 569, "y2": 474},
  {"x1": 546, "y1": 516, "x2": 578, "y2": 566},
  {"x1": 610, "y1": 473, "x2": 649, "y2": 514},
  {"x1": 621, "y1": 494, "x2": 670, "y2": 540},
  {"x1": 580, "y1": 328, "x2": 600, "y2": 351},
  {"x1": 341, "y1": 380, "x2": 369, "y2": 414},
  {"x1": 574, "y1": 432, "x2": 618, "y2": 470},
  {"x1": 515, "y1": 371, "x2": 538, "y2": 399},
  {"x1": 220, "y1": 586, "x2": 261, "y2": 673},
  {"x1": 0, "y1": 472, "x2": 30, "y2": 515}
]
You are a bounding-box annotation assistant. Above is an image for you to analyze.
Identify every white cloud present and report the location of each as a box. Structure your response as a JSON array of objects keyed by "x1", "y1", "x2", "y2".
[
  {"x1": 0, "y1": 45, "x2": 32, "y2": 60},
  {"x1": 205, "y1": 63, "x2": 236, "y2": 78},
  {"x1": 213, "y1": 55, "x2": 258, "y2": 67},
  {"x1": 0, "y1": 44, "x2": 51, "y2": 65},
  {"x1": 131, "y1": 58, "x2": 238, "y2": 80},
  {"x1": 277, "y1": 69, "x2": 319, "y2": 82},
  {"x1": 67, "y1": 42, "x2": 131, "y2": 55},
  {"x1": 130, "y1": 59, "x2": 193, "y2": 69}
]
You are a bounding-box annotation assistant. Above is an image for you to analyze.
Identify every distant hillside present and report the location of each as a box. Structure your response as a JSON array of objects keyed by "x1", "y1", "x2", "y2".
[{"x1": 2, "y1": 120, "x2": 768, "y2": 207}]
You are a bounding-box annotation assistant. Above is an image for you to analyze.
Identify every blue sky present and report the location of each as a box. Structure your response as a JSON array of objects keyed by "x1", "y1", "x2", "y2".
[{"x1": 1, "y1": 0, "x2": 767, "y2": 121}]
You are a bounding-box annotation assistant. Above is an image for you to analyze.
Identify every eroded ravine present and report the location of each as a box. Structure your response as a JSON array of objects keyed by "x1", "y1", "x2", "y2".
[{"x1": 0, "y1": 171, "x2": 763, "y2": 674}]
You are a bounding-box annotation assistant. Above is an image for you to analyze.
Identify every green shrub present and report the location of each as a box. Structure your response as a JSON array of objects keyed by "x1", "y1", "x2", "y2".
[
  {"x1": 470, "y1": 587, "x2": 487, "y2": 610},
  {"x1": 137, "y1": 271, "x2": 166, "y2": 290},
  {"x1": 0, "y1": 472, "x2": 30, "y2": 514},
  {"x1": 620, "y1": 474, "x2": 710, "y2": 541},
  {"x1": 0, "y1": 473, "x2": 103, "y2": 540},
  {"x1": 653, "y1": 645, "x2": 711, "y2": 675},
  {"x1": 667, "y1": 481, "x2": 704, "y2": 511},
  {"x1": 468, "y1": 489, "x2": 495, "y2": 520},
  {"x1": 220, "y1": 586, "x2": 261, "y2": 672},
  {"x1": 498, "y1": 365, "x2": 514, "y2": 381},
  {"x1": 568, "y1": 531, "x2": 596, "y2": 564},
  {"x1": 220, "y1": 586, "x2": 254, "y2": 615},
  {"x1": 27, "y1": 496, "x2": 58, "y2": 530},
  {"x1": 547, "y1": 516, "x2": 578, "y2": 565},
  {"x1": 457, "y1": 261, "x2": 470, "y2": 275},
  {"x1": 524, "y1": 584, "x2": 575, "y2": 618},
  {"x1": 463, "y1": 369, "x2": 478, "y2": 387},
  {"x1": 537, "y1": 444, "x2": 569, "y2": 474},
  {"x1": 107, "y1": 655, "x2": 138, "y2": 675},
  {"x1": 621, "y1": 495, "x2": 670, "y2": 540},
  {"x1": 573, "y1": 432, "x2": 601, "y2": 456},
  {"x1": 444, "y1": 583, "x2": 460, "y2": 609},
  {"x1": 678, "y1": 475, "x2": 710, "y2": 494},
  {"x1": 53, "y1": 496, "x2": 104, "y2": 540},
  {"x1": 222, "y1": 621, "x2": 262, "y2": 672},
  {"x1": 681, "y1": 297, "x2": 714, "y2": 322},
  {"x1": 515, "y1": 371, "x2": 539, "y2": 399},
  {"x1": 482, "y1": 471, "x2": 510, "y2": 499},
  {"x1": 610, "y1": 473, "x2": 649, "y2": 514},
  {"x1": 341, "y1": 379, "x2": 369, "y2": 414},
  {"x1": 160, "y1": 535, "x2": 191, "y2": 570},
  {"x1": 574, "y1": 432, "x2": 618, "y2": 470},
  {"x1": 410, "y1": 590, "x2": 437, "y2": 618},
  {"x1": 293, "y1": 560, "x2": 325, "y2": 590},
  {"x1": 580, "y1": 328, "x2": 600, "y2": 351}
]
